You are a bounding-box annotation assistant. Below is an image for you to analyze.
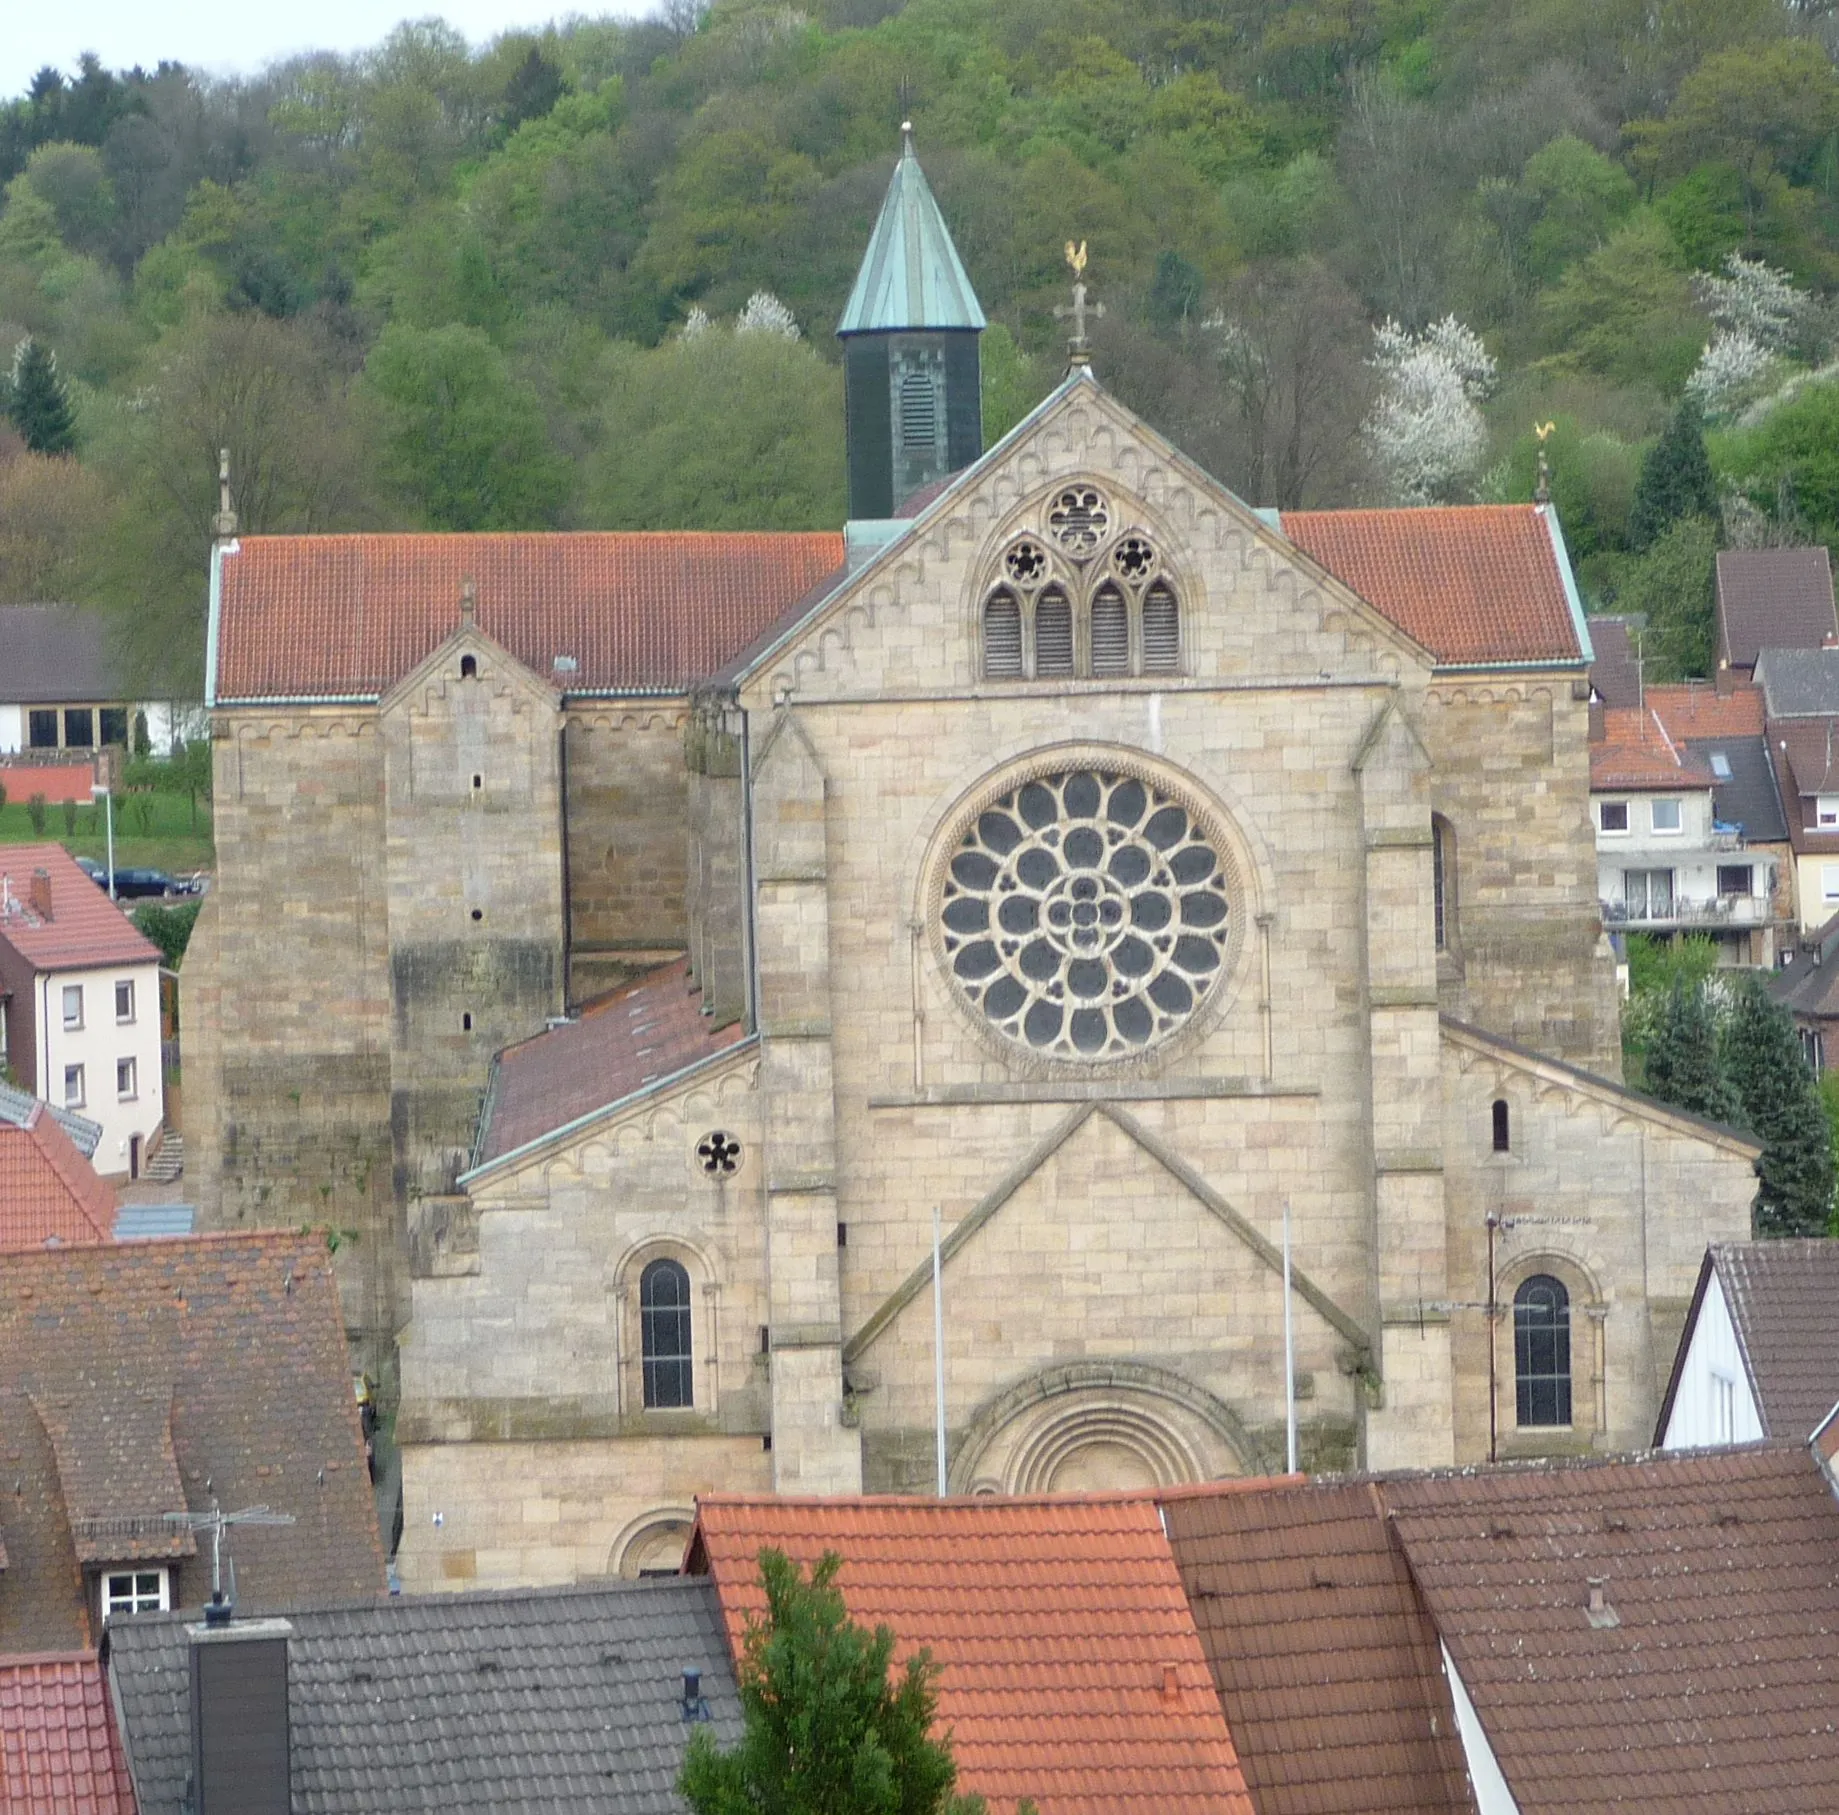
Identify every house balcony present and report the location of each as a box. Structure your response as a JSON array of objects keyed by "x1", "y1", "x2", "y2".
[{"x1": 1601, "y1": 894, "x2": 1771, "y2": 930}]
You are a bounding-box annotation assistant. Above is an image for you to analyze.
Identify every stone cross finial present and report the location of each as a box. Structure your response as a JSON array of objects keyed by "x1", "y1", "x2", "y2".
[
  {"x1": 211, "y1": 447, "x2": 238, "y2": 542},
  {"x1": 1053, "y1": 241, "x2": 1105, "y2": 371},
  {"x1": 460, "y1": 577, "x2": 477, "y2": 622},
  {"x1": 1534, "y1": 421, "x2": 1555, "y2": 505}
]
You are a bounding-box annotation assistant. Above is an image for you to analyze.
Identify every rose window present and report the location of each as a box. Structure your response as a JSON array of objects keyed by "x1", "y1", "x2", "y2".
[
  {"x1": 1004, "y1": 539, "x2": 1049, "y2": 585},
  {"x1": 939, "y1": 768, "x2": 1231, "y2": 1060},
  {"x1": 1047, "y1": 486, "x2": 1109, "y2": 557}
]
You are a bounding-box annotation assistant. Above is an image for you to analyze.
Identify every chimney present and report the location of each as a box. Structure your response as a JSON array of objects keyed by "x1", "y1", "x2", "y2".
[
  {"x1": 1585, "y1": 1578, "x2": 1620, "y2": 1630},
  {"x1": 1587, "y1": 699, "x2": 1605, "y2": 743},
  {"x1": 681, "y1": 1666, "x2": 710, "y2": 1722},
  {"x1": 27, "y1": 869, "x2": 52, "y2": 921},
  {"x1": 1160, "y1": 1663, "x2": 1181, "y2": 1705},
  {"x1": 188, "y1": 1616, "x2": 292, "y2": 1814}
]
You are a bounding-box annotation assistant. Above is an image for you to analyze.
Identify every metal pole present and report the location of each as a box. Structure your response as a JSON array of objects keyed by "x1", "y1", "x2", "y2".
[
  {"x1": 1283, "y1": 1199, "x2": 1298, "y2": 1475},
  {"x1": 94, "y1": 785, "x2": 115, "y2": 899},
  {"x1": 933, "y1": 1204, "x2": 947, "y2": 1495},
  {"x1": 1487, "y1": 1213, "x2": 1500, "y2": 1465}
]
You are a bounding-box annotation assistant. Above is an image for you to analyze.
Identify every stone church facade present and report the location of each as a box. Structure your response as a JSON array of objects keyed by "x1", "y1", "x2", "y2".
[{"x1": 182, "y1": 145, "x2": 1757, "y2": 1594}]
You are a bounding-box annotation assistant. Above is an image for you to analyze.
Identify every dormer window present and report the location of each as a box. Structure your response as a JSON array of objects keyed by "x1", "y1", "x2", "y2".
[{"x1": 102, "y1": 1566, "x2": 169, "y2": 1619}]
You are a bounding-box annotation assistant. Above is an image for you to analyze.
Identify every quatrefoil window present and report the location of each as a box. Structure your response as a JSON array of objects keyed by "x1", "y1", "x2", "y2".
[
  {"x1": 697, "y1": 1132, "x2": 742, "y2": 1175},
  {"x1": 1113, "y1": 535, "x2": 1157, "y2": 581},
  {"x1": 1047, "y1": 486, "x2": 1109, "y2": 557},
  {"x1": 938, "y1": 768, "x2": 1230, "y2": 1061},
  {"x1": 1004, "y1": 539, "x2": 1049, "y2": 586}
]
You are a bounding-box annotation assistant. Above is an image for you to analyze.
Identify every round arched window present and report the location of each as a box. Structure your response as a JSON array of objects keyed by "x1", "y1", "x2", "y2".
[{"x1": 938, "y1": 766, "x2": 1232, "y2": 1061}]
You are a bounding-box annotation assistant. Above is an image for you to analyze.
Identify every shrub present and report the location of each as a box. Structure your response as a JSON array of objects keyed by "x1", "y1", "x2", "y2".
[
  {"x1": 26, "y1": 793, "x2": 47, "y2": 834},
  {"x1": 61, "y1": 798, "x2": 76, "y2": 835}
]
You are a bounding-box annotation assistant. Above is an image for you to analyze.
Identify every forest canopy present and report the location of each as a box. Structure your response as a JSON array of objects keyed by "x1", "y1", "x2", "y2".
[{"x1": 4, "y1": 0, "x2": 1839, "y2": 691}]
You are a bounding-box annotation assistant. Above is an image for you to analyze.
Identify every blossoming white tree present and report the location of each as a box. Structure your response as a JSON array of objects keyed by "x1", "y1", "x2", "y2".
[
  {"x1": 734, "y1": 291, "x2": 801, "y2": 339},
  {"x1": 1364, "y1": 315, "x2": 1497, "y2": 505},
  {"x1": 1686, "y1": 253, "x2": 1809, "y2": 416}
]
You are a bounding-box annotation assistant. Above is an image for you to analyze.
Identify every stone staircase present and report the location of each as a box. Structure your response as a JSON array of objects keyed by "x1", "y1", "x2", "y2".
[{"x1": 144, "y1": 1131, "x2": 184, "y2": 1182}]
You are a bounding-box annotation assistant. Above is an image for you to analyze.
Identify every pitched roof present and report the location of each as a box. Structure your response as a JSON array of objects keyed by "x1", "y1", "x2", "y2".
[
  {"x1": 471, "y1": 958, "x2": 750, "y2": 1171},
  {"x1": 212, "y1": 532, "x2": 846, "y2": 705},
  {"x1": 1772, "y1": 912, "x2": 1839, "y2": 1017},
  {"x1": 0, "y1": 1082, "x2": 103, "y2": 1160},
  {"x1": 1383, "y1": 1445, "x2": 1839, "y2": 1814},
  {"x1": 1586, "y1": 615, "x2": 1641, "y2": 707},
  {"x1": 1280, "y1": 506, "x2": 1584, "y2": 668},
  {"x1": 1644, "y1": 681, "x2": 1765, "y2": 739},
  {"x1": 1161, "y1": 1479, "x2": 1476, "y2": 1815},
  {"x1": 1588, "y1": 705, "x2": 1711, "y2": 792},
  {"x1": 0, "y1": 1652, "x2": 136, "y2": 1815},
  {"x1": 688, "y1": 1493, "x2": 1255, "y2": 1815},
  {"x1": 836, "y1": 135, "x2": 986, "y2": 335},
  {"x1": 0, "y1": 1233, "x2": 385, "y2": 1653},
  {"x1": 0, "y1": 845, "x2": 160, "y2": 973},
  {"x1": 0, "y1": 1095, "x2": 116, "y2": 1251},
  {"x1": 0, "y1": 607, "x2": 125, "y2": 705},
  {"x1": 1755, "y1": 645, "x2": 1839, "y2": 719},
  {"x1": 1702, "y1": 1240, "x2": 1839, "y2": 1440},
  {"x1": 1681, "y1": 735, "x2": 1789, "y2": 839},
  {"x1": 105, "y1": 1576, "x2": 740, "y2": 1815},
  {"x1": 1717, "y1": 547, "x2": 1836, "y2": 671}
]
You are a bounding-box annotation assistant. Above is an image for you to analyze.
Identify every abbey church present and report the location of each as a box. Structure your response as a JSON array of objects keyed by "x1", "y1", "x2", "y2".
[{"x1": 180, "y1": 138, "x2": 1758, "y2": 1592}]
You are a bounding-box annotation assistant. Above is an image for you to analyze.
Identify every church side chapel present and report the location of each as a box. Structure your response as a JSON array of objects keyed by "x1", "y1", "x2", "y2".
[{"x1": 179, "y1": 134, "x2": 1758, "y2": 1594}]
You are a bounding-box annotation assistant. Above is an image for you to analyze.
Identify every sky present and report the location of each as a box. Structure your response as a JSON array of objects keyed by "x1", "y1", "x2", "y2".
[{"x1": 2, "y1": 0, "x2": 653, "y2": 97}]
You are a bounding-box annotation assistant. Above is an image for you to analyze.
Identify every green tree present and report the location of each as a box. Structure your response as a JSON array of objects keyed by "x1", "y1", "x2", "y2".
[
  {"x1": 5, "y1": 335, "x2": 76, "y2": 454},
  {"x1": 1722, "y1": 977, "x2": 1833, "y2": 1237},
  {"x1": 1627, "y1": 399, "x2": 1719, "y2": 551},
  {"x1": 1534, "y1": 215, "x2": 1705, "y2": 394},
  {"x1": 364, "y1": 322, "x2": 570, "y2": 531},
  {"x1": 680, "y1": 1548, "x2": 989, "y2": 1815},
  {"x1": 1716, "y1": 380, "x2": 1839, "y2": 548},
  {"x1": 131, "y1": 900, "x2": 201, "y2": 968},
  {"x1": 1613, "y1": 514, "x2": 1719, "y2": 681},
  {"x1": 1643, "y1": 977, "x2": 1740, "y2": 1123}
]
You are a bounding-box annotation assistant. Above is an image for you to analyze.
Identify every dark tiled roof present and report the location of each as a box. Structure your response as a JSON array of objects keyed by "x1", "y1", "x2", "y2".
[
  {"x1": 0, "y1": 1652, "x2": 136, "y2": 1814},
  {"x1": 1755, "y1": 646, "x2": 1839, "y2": 719},
  {"x1": 0, "y1": 1233, "x2": 385, "y2": 1653},
  {"x1": 214, "y1": 533, "x2": 845, "y2": 703},
  {"x1": 0, "y1": 607, "x2": 124, "y2": 705},
  {"x1": 1679, "y1": 735, "x2": 1788, "y2": 839},
  {"x1": 1162, "y1": 1479, "x2": 1476, "y2": 1814},
  {"x1": 0, "y1": 1095, "x2": 115, "y2": 1251},
  {"x1": 1717, "y1": 548, "x2": 1836, "y2": 671},
  {"x1": 690, "y1": 1494, "x2": 1255, "y2": 1815},
  {"x1": 1768, "y1": 724, "x2": 1839, "y2": 858},
  {"x1": 1707, "y1": 1239, "x2": 1839, "y2": 1439},
  {"x1": 474, "y1": 959, "x2": 749, "y2": 1169},
  {"x1": 1587, "y1": 615, "x2": 1641, "y2": 707},
  {"x1": 0, "y1": 844, "x2": 162, "y2": 973},
  {"x1": 1281, "y1": 506, "x2": 1583, "y2": 667},
  {"x1": 1589, "y1": 705, "x2": 1711, "y2": 791},
  {"x1": 106, "y1": 1576, "x2": 740, "y2": 1815},
  {"x1": 1772, "y1": 914, "x2": 1839, "y2": 1018},
  {"x1": 1383, "y1": 1446, "x2": 1839, "y2": 1814}
]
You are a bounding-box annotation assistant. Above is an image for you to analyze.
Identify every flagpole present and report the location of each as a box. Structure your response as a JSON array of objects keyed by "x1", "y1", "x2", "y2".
[
  {"x1": 1283, "y1": 1198, "x2": 1298, "y2": 1475},
  {"x1": 933, "y1": 1204, "x2": 947, "y2": 1494}
]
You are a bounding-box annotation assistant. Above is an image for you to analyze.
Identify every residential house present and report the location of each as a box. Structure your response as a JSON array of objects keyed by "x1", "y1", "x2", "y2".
[
  {"x1": 0, "y1": 1652, "x2": 135, "y2": 1815},
  {"x1": 0, "y1": 1232, "x2": 384, "y2": 1654},
  {"x1": 0, "y1": 604, "x2": 190, "y2": 756},
  {"x1": 0, "y1": 1076, "x2": 113, "y2": 1250},
  {"x1": 0, "y1": 844, "x2": 163, "y2": 1179},
  {"x1": 1656, "y1": 1240, "x2": 1839, "y2": 1448},
  {"x1": 105, "y1": 1576, "x2": 739, "y2": 1815},
  {"x1": 1771, "y1": 909, "x2": 1839, "y2": 1069},
  {"x1": 1714, "y1": 546, "x2": 1836, "y2": 689},
  {"x1": 1754, "y1": 646, "x2": 1839, "y2": 930}
]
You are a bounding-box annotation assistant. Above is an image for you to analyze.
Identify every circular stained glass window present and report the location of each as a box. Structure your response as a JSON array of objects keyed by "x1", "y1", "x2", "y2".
[{"x1": 938, "y1": 768, "x2": 1232, "y2": 1061}]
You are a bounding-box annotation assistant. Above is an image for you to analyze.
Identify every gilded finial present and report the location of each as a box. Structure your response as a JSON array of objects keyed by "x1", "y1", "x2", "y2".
[
  {"x1": 1065, "y1": 240, "x2": 1087, "y2": 277},
  {"x1": 211, "y1": 447, "x2": 238, "y2": 542}
]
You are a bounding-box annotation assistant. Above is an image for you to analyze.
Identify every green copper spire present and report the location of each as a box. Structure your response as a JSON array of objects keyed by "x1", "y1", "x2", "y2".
[{"x1": 837, "y1": 124, "x2": 986, "y2": 336}]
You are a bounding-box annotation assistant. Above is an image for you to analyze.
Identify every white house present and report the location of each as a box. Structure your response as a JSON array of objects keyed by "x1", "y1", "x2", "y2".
[
  {"x1": 0, "y1": 604, "x2": 193, "y2": 755},
  {"x1": 0, "y1": 844, "x2": 164, "y2": 1179}
]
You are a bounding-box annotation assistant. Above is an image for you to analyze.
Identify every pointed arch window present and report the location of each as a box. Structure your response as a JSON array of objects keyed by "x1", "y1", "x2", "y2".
[
  {"x1": 1142, "y1": 580, "x2": 1180, "y2": 673},
  {"x1": 983, "y1": 590, "x2": 1024, "y2": 678},
  {"x1": 1090, "y1": 582, "x2": 1129, "y2": 676},
  {"x1": 1034, "y1": 588, "x2": 1075, "y2": 677},
  {"x1": 1514, "y1": 1275, "x2": 1571, "y2": 1427},
  {"x1": 641, "y1": 1258, "x2": 694, "y2": 1409}
]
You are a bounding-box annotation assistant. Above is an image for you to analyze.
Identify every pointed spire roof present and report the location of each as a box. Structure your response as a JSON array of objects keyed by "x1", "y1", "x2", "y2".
[{"x1": 837, "y1": 125, "x2": 986, "y2": 336}]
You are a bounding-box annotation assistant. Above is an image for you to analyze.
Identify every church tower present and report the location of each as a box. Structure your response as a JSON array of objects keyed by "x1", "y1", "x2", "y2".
[{"x1": 837, "y1": 126, "x2": 985, "y2": 518}]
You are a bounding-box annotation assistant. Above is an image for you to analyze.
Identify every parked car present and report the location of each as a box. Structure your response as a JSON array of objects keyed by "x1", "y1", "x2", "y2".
[{"x1": 110, "y1": 868, "x2": 183, "y2": 900}]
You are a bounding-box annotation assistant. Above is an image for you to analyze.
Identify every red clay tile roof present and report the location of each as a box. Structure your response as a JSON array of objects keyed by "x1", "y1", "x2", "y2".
[
  {"x1": 1281, "y1": 506, "x2": 1582, "y2": 667},
  {"x1": 0, "y1": 1100, "x2": 114, "y2": 1252},
  {"x1": 1161, "y1": 1479, "x2": 1476, "y2": 1815},
  {"x1": 0, "y1": 1232, "x2": 386, "y2": 1653},
  {"x1": 1717, "y1": 547, "x2": 1836, "y2": 671},
  {"x1": 1383, "y1": 1446, "x2": 1839, "y2": 1815},
  {"x1": 474, "y1": 958, "x2": 749, "y2": 1167},
  {"x1": 0, "y1": 846, "x2": 160, "y2": 973},
  {"x1": 214, "y1": 532, "x2": 846, "y2": 703},
  {"x1": 0, "y1": 1653, "x2": 135, "y2": 1815},
  {"x1": 689, "y1": 1494, "x2": 1255, "y2": 1815},
  {"x1": 1589, "y1": 706, "x2": 1712, "y2": 791},
  {"x1": 1645, "y1": 682, "x2": 1765, "y2": 739}
]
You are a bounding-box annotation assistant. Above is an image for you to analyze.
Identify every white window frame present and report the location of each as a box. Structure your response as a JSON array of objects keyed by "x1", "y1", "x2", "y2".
[
  {"x1": 63, "y1": 1064, "x2": 85, "y2": 1109},
  {"x1": 1819, "y1": 796, "x2": 1839, "y2": 828},
  {"x1": 101, "y1": 1566, "x2": 169, "y2": 1620},
  {"x1": 62, "y1": 984, "x2": 83, "y2": 1030},
  {"x1": 1650, "y1": 797, "x2": 1682, "y2": 834},
  {"x1": 117, "y1": 1057, "x2": 137, "y2": 1101},
  {"x1": 1598, "y1": 800, "x2": 1629, "y2": 835},
  {"x1": 115, "y1": 979, "x2": 135, "y2": 1023},
  {"x1": 1711, "y1": 1373, "x2": 1735, "y2": 1445},
  {"x1": 1823, "y1": 863, "x2": 1839, "y2": 905}
]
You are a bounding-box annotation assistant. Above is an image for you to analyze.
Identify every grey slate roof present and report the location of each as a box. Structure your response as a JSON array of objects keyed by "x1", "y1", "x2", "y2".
[
  {"x1": 106, "y1": 1577, "x2": 742, "y2": 1815},
  {"x1": 112, "y1": 1203, "x2": 196, "y2": 1239},
  {"x1": 1708, "y1": 1239, "x2": 1839, "y2": 1440},
  {"x1": 1717, "y1": 548, "x2": 1835, "y2": 671},
  {"x1": 0, "y1": 605, "x2": 125, "y2": 703},
  {"x1": 1772, "y1": 913, "x2": 1839, "y2": 1019},
  {"x1": 0, "y1": 1076, "x2": 101, "y2": 1156},
  {"x1": 1682, "y1": 735, "x2": 1789, "y2": 840},
  {"x1": 1587, "y1": 615, "x2": 1642, "y2": 708},
  {"x1": 836, "y1": 134, "x2": 986, "y2": 335},
  {"x1": 1754, "y1": 645, "x2": 1839, "y2": 717}
]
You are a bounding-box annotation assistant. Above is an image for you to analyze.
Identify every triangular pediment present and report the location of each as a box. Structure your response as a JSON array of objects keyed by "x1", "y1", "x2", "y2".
[{"x1": 379, "y1": 620, "x2": 558, "y2": 720}]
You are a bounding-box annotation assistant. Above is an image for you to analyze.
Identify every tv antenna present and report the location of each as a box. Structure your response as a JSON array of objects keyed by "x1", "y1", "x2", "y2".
[{"x1": 164, "y1": 1500, "x2": 296, "y2": 1616}]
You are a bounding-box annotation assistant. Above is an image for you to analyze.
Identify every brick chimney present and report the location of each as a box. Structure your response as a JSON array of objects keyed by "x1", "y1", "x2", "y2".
[{"x1": 27, "y1": 869, "x2": 51, "y2": 921}]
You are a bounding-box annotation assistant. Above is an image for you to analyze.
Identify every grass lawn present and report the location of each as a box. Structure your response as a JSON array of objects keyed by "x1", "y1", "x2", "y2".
[{"x1": 0, "y1": 794, "x2": 214, "y2": 875}]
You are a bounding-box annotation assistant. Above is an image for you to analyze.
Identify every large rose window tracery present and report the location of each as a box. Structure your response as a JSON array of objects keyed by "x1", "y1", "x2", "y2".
[{"x1": 938, "y1": 767, "x2": 1232, "y2": 1061}]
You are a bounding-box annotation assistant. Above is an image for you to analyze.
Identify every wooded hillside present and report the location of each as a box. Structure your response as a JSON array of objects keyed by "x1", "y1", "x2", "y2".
[{"x1": 4, "y1": 0, "x2": 1839, "y2": 691}]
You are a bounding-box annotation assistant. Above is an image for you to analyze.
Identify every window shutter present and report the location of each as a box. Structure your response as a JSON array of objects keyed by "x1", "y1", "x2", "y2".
[
  {"x1": 1090, "y1": 583, "x2": 1129, "y2": 676},
  {"x1": 1035, "y1": 589, "x2": 1074, "y2": 676},
  {"x1": 1142, "y1": 580, "x2": 1180, "y2": 672},
  {"x1": 983, "y1": 591, "x2": 1023, "y2": 677}
]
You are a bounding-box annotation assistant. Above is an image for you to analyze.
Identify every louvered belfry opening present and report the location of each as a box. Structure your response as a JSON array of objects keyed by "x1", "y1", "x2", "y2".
[
  {"x1": 1090, "y1": 582, "x2": 1130, "y2": 676},
  {"x1": 1142, "y1": 580, "x2": 1180, "y2": 672},
  {"x1": 1034, "y1": 588, "x2": 1075, "y2": 676},
  {"x1": 983, "y1": 590, "x2": 1024, "y2": 677}
]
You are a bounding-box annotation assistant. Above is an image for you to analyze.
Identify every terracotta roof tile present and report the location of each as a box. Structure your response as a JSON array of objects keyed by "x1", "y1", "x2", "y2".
[
  {"x1": 1281, "y1": 506, "x2": 1582, "y2": 667},
  {"x1": 474, "y1": 958, "x2": 748, "y2": 1167},
  {"x1": 1162, "y1": 1480, "x2": 1475, "y2": 1815},
  {"x1": 214, "y1": 532, "x2": 845, "y2": 703},
  {"x1": 0, "y1": 1652, "x2": 135, "y2": 1815},
  {"x1": 1645, "y1": 682, "x2": 1765, "y2": 739},
  {"x1": 1589, "y1": 706, "x2": 1712, "y2": 791},
  {"x1": 0, "y1": 1098, "x2": 115, "y2": 1252},
  {"x1": 690, "y1": 1494, "x2": 1255, "y2": 1815},
  {"x1": 1709, "y1": 1239, "x2": 1839, "y2": 1439},
  {"x1": 0, "y1": 846, "x2": 160, "y2": 973},
  {"x1": 1717, "y1": 548, "x2": 1836, "y2": 671}
]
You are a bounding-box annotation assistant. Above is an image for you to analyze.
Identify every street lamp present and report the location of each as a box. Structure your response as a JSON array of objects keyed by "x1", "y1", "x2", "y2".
[{"x1": 90, "y1": 784, "x2": 115, "y2": 901}]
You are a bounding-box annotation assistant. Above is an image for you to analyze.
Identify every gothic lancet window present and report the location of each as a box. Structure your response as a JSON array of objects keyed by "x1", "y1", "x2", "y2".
[
  {"x1": 1141, "y1": 580, "x2": 1180, "y2": 673},
  {"x1": 1514, "y1": 1275, "x2": 1571, "y2": 1426},
  {"x1": 640, "y1": 1258, "x2": 694, "y2": 1409},
  {"x1": 983, "y1": 590, "x2": 1023, "y2": 678},
  {"x1": 1090, "y1": 583, "x2": 1129, "y2": 676},
  {"x1": 1035, "y1": 588, "x2": 1075, "y2": 677}
]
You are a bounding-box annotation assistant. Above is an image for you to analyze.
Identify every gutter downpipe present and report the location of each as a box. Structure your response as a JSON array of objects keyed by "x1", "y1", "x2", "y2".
[{"x1": 741, "y1": 698, "x2": 760, "y2": 1034}]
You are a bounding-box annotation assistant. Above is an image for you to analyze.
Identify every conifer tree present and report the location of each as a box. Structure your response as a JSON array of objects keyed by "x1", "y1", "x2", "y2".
[
  {"x1": 680, "y1": 1548, "x2": 994, "y2": 1815},
  {"x1": 1626, "y1": 398, "x2": 1718, "y2": 550},
  {"x1": 1643, "y1": 978, "x2": 1740, "y2": 1125},
  {"x1": 1721, "y1": 977, "x2": 1834, "y2": 1237},
  {"x1": 5, "y1": 337, "x2": 76, "y2": 456}
]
